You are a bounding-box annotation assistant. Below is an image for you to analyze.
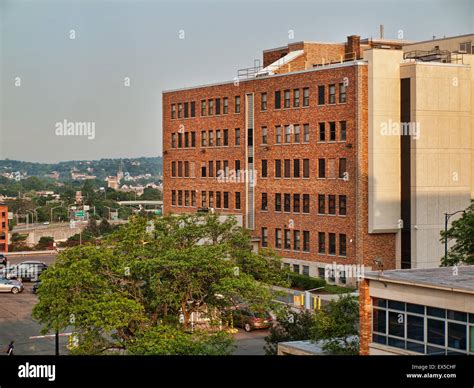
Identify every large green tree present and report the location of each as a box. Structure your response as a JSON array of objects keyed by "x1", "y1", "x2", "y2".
[
  {"x1": 440, "y1": 201, "x2": 474, "y2": 266},
  {"x1": 33, "y1": 213, "x2": 286, "y2": 355}
]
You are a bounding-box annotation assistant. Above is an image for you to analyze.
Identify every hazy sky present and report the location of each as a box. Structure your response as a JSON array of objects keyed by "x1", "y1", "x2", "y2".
[{"x1": 1, "y1": 0, "x2": 472, "y2": 163}]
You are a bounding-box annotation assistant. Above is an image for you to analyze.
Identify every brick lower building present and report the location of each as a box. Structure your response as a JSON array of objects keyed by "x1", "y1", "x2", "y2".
[
  {"x1": 163, "y1": 34, "x2": 473, "y2": 286},
  {"x1": 0, "y1": 204, "x2": 9, "y2": 253}
]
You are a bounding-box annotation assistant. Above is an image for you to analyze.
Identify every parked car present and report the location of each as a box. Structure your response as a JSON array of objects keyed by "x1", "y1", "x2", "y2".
[
  {"x1": 0, "y1": 278, "x2": 24, "y2": 294},
  {"x1": 0, "y1": 254, "x2": 7, "y2": 267},
  {"x1": 32, "y1": 280, "x2": 41, "y2": 294},
  {"x1": 6, "y1": 261, "x2": 48, "y2": 282},
  {"x1": 231, "y1": 307, "x2": 273, "y2": 332}
]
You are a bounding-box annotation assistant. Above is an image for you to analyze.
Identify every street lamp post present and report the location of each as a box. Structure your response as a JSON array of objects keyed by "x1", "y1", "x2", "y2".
[{"x1": 444, "y1": 210, "x2": 466, "y2": 263}]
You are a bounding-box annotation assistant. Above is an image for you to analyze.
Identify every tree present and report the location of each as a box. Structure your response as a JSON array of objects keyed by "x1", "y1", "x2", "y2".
[
  {"x1": 440, "y1": 201, "x2": 474, "y2": 266},
  {"x1": 33, "y1": 213, "x2": 286, "y2": 355},
  {"x1": 37, "y1": 236, "x2": 54, "y2": 250}
]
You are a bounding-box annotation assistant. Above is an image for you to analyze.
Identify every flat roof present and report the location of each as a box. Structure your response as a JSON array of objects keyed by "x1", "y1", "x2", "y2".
[
  {"x1": 403, "y1": 33, "x2": 474, "y2": 47},
  {"x1": 364, "y1": 265, "x2": 474, "y2": 294}
]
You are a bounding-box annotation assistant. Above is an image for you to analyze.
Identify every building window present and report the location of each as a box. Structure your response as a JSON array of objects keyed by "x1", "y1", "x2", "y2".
[
  {"x1": 191, "y1": 131, "x2": 196, "y2": 147},
  {"x1": 284, "y1": 159, "x2": 291, "y2": 178},
  {"x1": 319, "y1": 122, "x2": 325, "y2": 142},
  {"x1": 209, "y1": 191, "x2": 214, "y2": 208},
  {"x1": 191, "y1": 191, "x2": 196, "y2": 207},
  {"x1": 275, "y1": 229, "x2": 282, "y2": 248},
  {"x1": 329, "y1": 84, "x2": 336, "y2": 104},
  {"x1": 178, "y1": 190, "x2": 183, "y2": 206},
  {"x1": 222, "y1": 129, "x2": 228, "y2": 146},
  {"x1": 318, "y1": 232, "x2": 325, "y2": 253},
  {"x1": 284, "y1": 90, "x2": 290, "y2": 108},
  {"x1": 294, "y1": 125, "x2": 300, "y2": 143},
  {"x1": 235, "y1": 160, "x2": 241, "y2": 175},
  {"x1": 303, "y1": 124, "x2": 310, "y2": 142},
  {"x1": 284, "y1": 229, "x2": 291, "y2": 249},
  {"x1": 274, "y1": 91, "x2": 281, "y2": 109},
  {"x1": 339, "y1": 195, "x2": 347, "y2": 215},
  {"x1": 261, "y1": 160, "x2": 268, "y2": 178},
  {"x1": 215, "y1": 98, "x2": 221, "y2": 115},
  {"x1": 303, "y1": 159, "x2": 310, "y2": 178},
  {"x1": 284, "y1": 193, "x2": 291, "y2": 212},
  {"x1": 171, "y1": 104, "x2": 176, "y2": 119},
  {"x1": 339, "y1": 158, "x2": 347, "y2": 179},
  {"x1": 208, "y1": 161, "x2": 214, "y2": 178},
  {"x1": 293, "y1": 264, "x2": 300, "y2": 274},
  {"x1": 201, "y1": 131, "x2": 207, "y2": 147},
  {"x1": 178, "y1": 103, "x2": 183, "y2": 118},
  {"x1": 208, "y1": 99, "x2": 214, "y2": 115},
  {"x1": 303, "y1": 231, "x2": 310, "y2": 252},
  {"x1": 235, "y1": 192, "x2": 241, "y2": 210},
  {"x1": 275, "y1": 159, "x2": 282, "y2": 178},
  {"x1": 293, "y1": 89, "x2": 300, "y2": 107},
  {"x1": 184, "y1": 132, "x2": 190, "y2": 148},
  {"x1": 318, "y1": 267, "x2": 325, "y2": 279},
  {"x1": 184, "y1": 161, "x2": 190, "y2": 177},
  {"x1": 261, "y1": 92, "x2": 267, "y2": 111},
  {"x1": 216, "y1": 161, "x2": 221, "y2": 177},
  {"x1": 284, "y1": 125, "x2": 291, "y2": 143},
  {"x1": 171, "y1": 133, "x2": 177, "y2": 148},
  {"x1": 340, "y1": 121, "x2": 347, "y2": 141},
  {"x1": 208, "y1": 131, "x2": 214, "y2": 146},
  {"x1": 171, "y1": 190, "x2": 176, "y2": 206},
  {"x1": 329, "y1": 233, "x2": 336, "y2": 255},
  {"x1": 303, "y1": 87, "x2": 309, "y2": 106},
  {"x1": 275, "y1": 193, "x2": 282, "y2": 212},
  {"x1": 318, "y1": 159, "x2": 326, "y2": 178},
  {"x1": 223, "y1": 97, "x2": 228, "y2": 114},
  {"x1": 329, "y1": 122, "x2": 336, "y2": 141},
  {"x1": 293, "y1": 194, "x2": 300, "y2": 212},
  {"x1": 303, "y1": 194, "x2": 310, "y2": 213},
  {"x1": 302, "y1": 265, "x2": 309, "y2": 276},
  {"x1": 294, "y1": 230, "x2": 301, "y2": 251},
  {"x1": 293, "y1": 159, "x2": 300, "y2": 178},
  {"x1": 201, "y1": 163, "x2": 206, "y2": 178},
  {"x1": 184, "y1": 102, "x2": 189, "y2": 118},
  {"x1": 201, "y1": 191, "x2": 207, "y2": 207},
  {"x1": 276, "y1": 126, "x2": 282, "y2": 144},
  {"x1": 178, "y1": 161, "x2": 183, "y2": 177},
  {"x1": 235, "y1": 96, "x2": 241, "y2": 113},
  {"x1": 328, "y1": 195, "x2": 336, "y2": 215},
  {"x1": 201, "y1": 100, "x2": 206, "y2": 116},
  {"x1": 177, "y1": 133, "x2": 183, "y2": 148},
  {"x1": 262, "y1": 227, "x2": 268, "y2": 247},
  {"x1": 318, "y1": 85, "x2": 325, "y2": 105},
  {"x1": 232, "y1": 128, "x2": 240, "y2": 146},
  {"x1": 216, "y1": 192, "x2": 221, "y2": 208},
  {"x1": 184, "y1": 190, "x2": 190, "y2": 206},
  {"x1": 318, "y1": 194, "x2": 325, "y2": 214},
  {"x1": 339, "y1": 83, "x2": 346, "y2": 103},
  {"x1": 339, "y1": 234, "x2": 347, "y2": 256},
  {"x1": 262, "y1": 126, "x2": 268, "y2": 144},
  {"x1": 261, "y1": 193, "x2": 268, "y2": 211},
  {"x1": 216, "y1": 130, "x2": 221, "y2": 146},
  {"x1": 223, "y1": 192, "x2": 229, "y2": 209}
]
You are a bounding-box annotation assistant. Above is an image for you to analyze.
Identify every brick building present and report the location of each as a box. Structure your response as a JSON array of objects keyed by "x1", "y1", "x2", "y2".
[
  {"x1": 163, "y1": 34, "x2": 474, "y2": 286},
  {"x1": 0, "y1": 204, "x2": 9, "y2": 253}
]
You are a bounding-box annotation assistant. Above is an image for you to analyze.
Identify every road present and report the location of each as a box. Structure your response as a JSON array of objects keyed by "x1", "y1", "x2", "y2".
[{"x1": 233, "y1": 329, "x2": 269, "y2": 355}]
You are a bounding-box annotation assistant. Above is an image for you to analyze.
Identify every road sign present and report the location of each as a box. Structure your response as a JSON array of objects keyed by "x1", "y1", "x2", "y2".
[{"x1": 75, "y1": 211, "x2": 85, "y2": 217}]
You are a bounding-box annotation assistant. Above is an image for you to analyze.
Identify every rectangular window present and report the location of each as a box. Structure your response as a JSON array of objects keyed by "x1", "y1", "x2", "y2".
[
  {"x1": 171, "y1": 104, "x2": 176, "y2": 119},
  {"x1": 293, "y1": 89, "x2": 300, "y2": 107},
  {"x1": 340, "y1": 121, "x2": 347, "y2": 141},
  {"x1": 293, "y1": 159, "x2": 300, "y2": 178},
  {"x1": 284, "y1": 90, "x2": 290, "y2": 108},
  {"x1": 216, "y1": 191, "x2": 221, "y2": 208},
  {"x1": 184, "y1": 190, "x2": 190, "y2": 206},
  {"x1": 223, "y1": 97, "x2": 228, "y2": 114},
  {"x1": 284, "y1": 229, "x2": 291, "y2": 249},
  {"x1": 261, "y1": 227, "x2": 268, "y2": 247},
  {"x1": 261, "y1": 126, "x2": 268, "y2": 144},
  {"x1": 275, "y1": 159, "x2": 282, "y2": 178},
  {"x1": 184, "y1": 132, "x2": 189, "y2": 147},
  {"x1": 208, "y1": 99, "x2": 214, "y2": 115},
  {"x1": 407, "y1": 315, "x2": 424, "y2": 342},
  {"x1": 171, "y1": 133, "x2": 177, "y2": 148},
  {"x1": 184, "y1": 161, "x2": 189, "y2": 177},
  {"x1": 303, "y1": 87, "x2": 309, "y2": 106},
  {"x1": 235, "y1": 160, "x2": 241, "y2": 176},
  {"x1": 294, "y1": 230, "x2": 301, "y2": 250},
  {"x1": 178, "y1": 133, "x2": 183, "y2": 148},
  {"x1": 234, "y1": 128, "x2": 240, "y2": 146},
  {"x1": 215, "y1": 98, "x2": 221, "y2": 115},
  {"x1": 208, "y1": 131, "x2": 214, "y2": 146},
  {"x1": 339, "y1": 83, "x2": 346, "y2": 103},
  {"x1": 293, "y1": 194, "x2": 300, "y2": 212},
  {"x1": 293, "y1": 264, "x2": 300, "y2": 274},
  {"x1": 171, "y1": 190, "x2": 176, "y2": 205},
  {"x1": 318, "y1": 232, "x2": 325, "y2": 254},
  {"x1": 216, "y1": 130, "x2": 222, "y2": 146},
  {"x1": 303, "y1": 159, "x2": 310, "y2": 178},
  {"x1": 318, "y1": 159, "x2": 326, "y2": 178},
  {"x1": 223, "y1": 129, "x2": 229, "y2": 146},
  {"x1": 261, "y1": 193, "x2": 268, "y2": 211},
  {"x1": 178, "y1": 103, "x2": 183, "y2": 118},
  {"x1": 319, "y1": 122, "x2": 325, "y2": 141},
  {"x1": 178, "y1": 161, "x2": 183, "y2": 177},
  {"x1": 261, "y1": 92, "x2": 267, "y2": 111},
  {"x1": 201, "y1": 163, "x2": 206, "y2": 178},
  {"x1": 184, "y1": 102, "x2": 189, "y2": 118},
  {"x1": 428, "y1": 319, "x2": 445, "y2": 346},
  {"x1": 275, "y1": 91, "x2": 281, "y2": 109},
  {"x1": 339, "y1": 158, "x2": 347, "y2": 179},
  {"x1": 339, "y1": 234, "x2": 347, "y2": 256},
  {"x1": 284, "y1": 193, "x2": 291, "y2": 212},
  {"x1": 208, "y1": 161, "x2": 214, "y2": 178},
  {"x1": 216, "y1": 161, "x2": 221, "y2": 177},
  {"x1": 209, "y1": 191, "x2": 214, "y2": 208},
  {"x1": 318, "y1": 194, "x2": 325, "y2": 214},
  {"x1": 235, "y1": 96, "x2": 241, "y2": 113},
  {"x1": 191, "y1": 191, "x2": 196, "y2": 207},
  {"x1": 302, "y1": 265, "x2": 309, "y2": 276},
  {"x1": 284, "y1": 125, "x2": 291, "y2": 143},
  {"x1": 276, "y1": 126, "x2": 282, "y2": 144},
  {"x1": 223, "y1": 192, "x2": 229, "y2": 209},
  {"x1": 329, "y1": 84, "x2": 336, "y2": 104},
  {"x1": 339, "y1": 195, "x2": 347, "y2": 216},
  {"x1": 261, "y1": 160, "x2": 268, "y2": 178},
  {"x1": 275, "y1": 193, "x2": 282, "y2": 212},
  {"x1": 303, "y1": 194, "x2": 310, "y2": 213},
  {"x1": 329, "y1": 122, "x2": 336, "y2": 141},
  {"x1": 284, "y1": 159, "x2": 291, "y2": 178},
  {"x1": 178, "y1": 190, "x2": 183, "y2": 206},
  {"x1": 303, "y1": 231, "x2": 310, "y2": 252},
  {"x1": 191, "y1": 131, "x2": 196, "y2": 147},
  {"x1": 318, "y1": 85, "x2": 325, "y2": 105},
  {"x1": 294, "y1": 125, "x2": 300, "y2": 143},
  {"x1": 201, "y1": 131, "x2": 207, "y2": 147},
  {"x1": 303, "y1": 124, "x2": 310, "y2": 142},
  {"x1": 329, "y1": 233, "x2": 336, "y2": 255},
  {"x1": 201, "y1": 191, "x2": 207, "y2": 207},
  {"x1": 275, "y1": 229, "x2": 282, "y2": 248},
  {"x1": 235, "y1": 192, "x2": 241, "y2": 210},
  {"x1": 201, "y1": 100, "x2": 206, "y2": 116},
  {"x1": 328, "y1": 195, "x2": 336, "y2": 215},
  {"x1": 389, "y1": 311, "x2": 405, "y2": 338}
]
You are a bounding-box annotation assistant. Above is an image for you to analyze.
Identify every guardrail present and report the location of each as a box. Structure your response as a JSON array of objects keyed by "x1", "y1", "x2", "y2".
[{"x1": 6, "y1": 250, "x2": 62, "y2": 256}]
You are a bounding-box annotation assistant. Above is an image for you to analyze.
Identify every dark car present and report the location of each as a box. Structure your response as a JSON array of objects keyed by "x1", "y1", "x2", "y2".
[
  {"x1": 0, "y1": 254, "x2": 7, "y2": 267},
  {"x1": 231, "y1": 308, "x2": 273, "y2": 332},
  {"x1": 6, "y1": 261, "x2": 48, "y2": 282},
  {"x1": 32, "y1": 280, "x2": 41, "y2": 294}
]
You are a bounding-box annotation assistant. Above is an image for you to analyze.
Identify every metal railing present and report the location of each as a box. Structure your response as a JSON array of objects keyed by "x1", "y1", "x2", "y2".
[{"x1": 404, "y1": 49, "x2": 464, "y2": 64}]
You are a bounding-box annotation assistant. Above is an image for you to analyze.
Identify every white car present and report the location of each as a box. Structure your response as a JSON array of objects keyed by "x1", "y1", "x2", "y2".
[{"x1": 0, "y1": 278, "x2": 24, "y2": 294}]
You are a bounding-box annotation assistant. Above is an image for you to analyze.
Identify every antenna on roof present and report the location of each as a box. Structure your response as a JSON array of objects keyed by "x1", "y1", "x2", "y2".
[{"x1": 379, "y1": 24, "x2": 384, "y2": 40}]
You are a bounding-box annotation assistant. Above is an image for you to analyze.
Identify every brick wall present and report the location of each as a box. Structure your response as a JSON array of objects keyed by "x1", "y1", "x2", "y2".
[
  {"x1": 359, "y1": 278, "x2": 371, "y2": 355},
  {"x1": 0, "y1": 205, "x2": 9, "y2": 253}
]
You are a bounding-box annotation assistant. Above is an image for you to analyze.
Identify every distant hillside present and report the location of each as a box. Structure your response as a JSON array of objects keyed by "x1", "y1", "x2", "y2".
[{"x1": 0, "y1": 157, "x2": 162, "y2": 181}]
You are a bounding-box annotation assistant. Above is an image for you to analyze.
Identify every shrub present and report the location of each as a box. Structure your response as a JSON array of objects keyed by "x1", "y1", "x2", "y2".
[{"x1": 289, "y1": 272, "x2": 325, "y2": 290}]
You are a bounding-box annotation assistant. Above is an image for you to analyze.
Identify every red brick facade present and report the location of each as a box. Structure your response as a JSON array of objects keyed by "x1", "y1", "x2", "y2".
[{"x1": 0, "y1": 205, "x2": 9, "y2": 253}]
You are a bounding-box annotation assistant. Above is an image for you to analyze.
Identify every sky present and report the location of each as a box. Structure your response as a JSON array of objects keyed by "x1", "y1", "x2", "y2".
[{"x1": 0, "y1": 0, "x2": 473, "y2": 163}]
